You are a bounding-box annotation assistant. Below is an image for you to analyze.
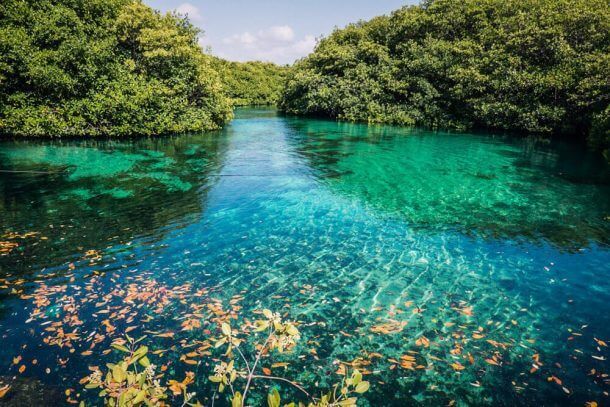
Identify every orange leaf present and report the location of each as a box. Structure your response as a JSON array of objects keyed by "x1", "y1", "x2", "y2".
[
  {"x1": 262, "y1": 367, "x2": 272, "y2": 376},
  {"x1": 485, "y1": 358, "x2": 501, "y2": 366},
  {"x1": 18, "y1": 365, "x2": 26, "y2": 374},
  {"x1": 0, "y1": 385, "x2": 10, "y2": 398},
  {"x1": 451, "y1": 362, "x2": 465, "y2": 371},
  {"x1": 415, "y1": 336, "x2": 430, "y2": 348}
]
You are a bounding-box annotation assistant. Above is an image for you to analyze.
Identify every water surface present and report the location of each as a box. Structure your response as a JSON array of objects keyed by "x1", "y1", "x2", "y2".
[{"x1": 0, "y1": 108, "x2": 609, "y2": 406}]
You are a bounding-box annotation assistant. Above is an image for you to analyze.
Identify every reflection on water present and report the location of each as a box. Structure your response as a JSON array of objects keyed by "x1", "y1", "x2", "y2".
[
  {"x1": 0, "y1": 134, "x2": 228, "y2": 274},
  {"x1": 0, "y1": 107, "x2": 609, "y2": 406}
]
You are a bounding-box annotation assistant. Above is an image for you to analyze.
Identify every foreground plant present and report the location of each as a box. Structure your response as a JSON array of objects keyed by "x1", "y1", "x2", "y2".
[
  {"x1": 81, "y1": 335, "x2": 170, "y2": 406},
  {"x1": 81, "y1": 310, "x2": 369, "y2": 406},
  {"x1": 211, "y1": 309, "x2": 370, "y2": 407}
]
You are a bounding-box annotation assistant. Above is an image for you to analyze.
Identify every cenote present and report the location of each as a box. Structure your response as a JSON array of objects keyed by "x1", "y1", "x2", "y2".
[{"x1": 0, "y1": 107, "x2": 609, "y2": 406}]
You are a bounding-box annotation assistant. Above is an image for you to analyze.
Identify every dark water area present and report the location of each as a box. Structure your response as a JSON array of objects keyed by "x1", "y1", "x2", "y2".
[{"x1": 0, "y1": 107, "x2": 609, "y2": 406}]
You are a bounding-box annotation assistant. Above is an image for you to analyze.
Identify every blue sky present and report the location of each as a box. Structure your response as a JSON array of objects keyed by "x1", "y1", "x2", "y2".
[{"x1": 144, "y1": 1, "x2": 416, "y2": 64}]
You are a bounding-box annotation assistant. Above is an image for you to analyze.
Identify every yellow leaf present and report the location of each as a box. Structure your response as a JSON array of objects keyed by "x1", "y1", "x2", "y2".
[
  {"x1": 451, "y1": 362, "x2": 465, "y2": 371},
  {"x1": 415, "y1": 336, "x2": 430, "y2": 348},
  {"x1": 355, "y1": 381, "x2": 370, "y2": 393}
]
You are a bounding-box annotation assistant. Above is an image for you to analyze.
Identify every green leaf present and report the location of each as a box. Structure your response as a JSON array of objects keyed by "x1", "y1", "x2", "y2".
[
  {"x1": 351, "y1": 370, "x2": 362, "y2": 385},
  {"x1": 338, "y1": 397, "x2": 358, "y2": 406},
  {"x1": 112, "y1": 364, "x2": 126, "y2": 383},
  {"x1": 285, "y1": 324, "x2": 299, "y2": 336},
  {"x1": 133, "y1": 390, "x2": 146, "y2": 404},
  {"x1": 355, "y1": 381, "x2": 370, "y2": 394},
  {"x1": 112, "y1": 344, "x2": 130, "y2": 353},
  {"x1": 139, "y1": 356, "x2": 151, "y2": 368},
  {"x1": 254, "y1": 320, "x2": 270, "y2": 332},
  {"x1": 133, "y1": 346, "x2": 148, "y2": 357},
  {"x1": 267, "y1": 388, "x2": 280, "y2": 407},
  {"x1": 231, "y1": 391, "x2": 243, "y2": 407}
]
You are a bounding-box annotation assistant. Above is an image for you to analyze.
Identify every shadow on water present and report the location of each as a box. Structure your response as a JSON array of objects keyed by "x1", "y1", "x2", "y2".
[
  {"x1": 0, "y1": 133, "x2": 229, "y2": 278},
  {"x1": 284, "y1": 117, "x2": 610, "y2": 250}
]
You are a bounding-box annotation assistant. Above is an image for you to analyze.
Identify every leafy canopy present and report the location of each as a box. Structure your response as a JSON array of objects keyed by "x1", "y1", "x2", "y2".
[
  {"x1": 280, "y1": 0, "x2": 610, "y2": 147},
  {"x1": 211, "y1": 58, "x2": 289, "y2": 106},
  {"x1": 0, "y1": 0, "x2": 233, "y2": 137}
]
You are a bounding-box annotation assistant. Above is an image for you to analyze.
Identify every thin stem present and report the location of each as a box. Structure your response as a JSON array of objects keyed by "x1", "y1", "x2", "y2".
[
  {"x1": 129, "y1": 345, "x2": 139, "y2": 375},
  {"x1": 251, "y1": 375, "x2": 313, "y2": 401},
  {"x1": 241, "y1": 332, "x2": 272, "y2": 406},
  {"x1": 180, "y1": 389, "x2": 189, "y2": 407},
  {"x1": 235, "y1": 346, "x2": 251, "y2": 374}
]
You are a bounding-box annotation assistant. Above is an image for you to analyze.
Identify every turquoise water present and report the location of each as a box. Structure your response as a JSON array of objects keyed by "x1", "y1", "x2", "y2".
[{"x1": 0, "y1": 107, "x2": 609, "y2": 406}]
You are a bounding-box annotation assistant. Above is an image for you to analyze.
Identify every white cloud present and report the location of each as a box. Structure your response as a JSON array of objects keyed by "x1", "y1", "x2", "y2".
[
  {"x1": 293, "y1": 35, "x2": 317, "y2": 54},
  {"x1": 223, "y1": 32, "x2": 257, "y2": 46},
  {"x1": 175, "y1": 3, "x2": 203, "y2": 22},
  {"x1": 259, "y1": 26, "x2": 295, "y2": 43},
  {"x1": 218, "y1": 25, "x2": 317, "y2": 65}
]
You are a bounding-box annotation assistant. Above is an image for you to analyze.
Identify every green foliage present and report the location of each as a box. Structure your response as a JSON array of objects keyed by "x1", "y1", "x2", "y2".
[
  {"x1": 212, "y1": 58, "x2": 289, "y2": 106},
  {"x1": 0, "y1": 0, "x2": 233, "y2": 137},
  {"x1": 590, "y1": 105, "x2": 610, "y2": 156},
  {"x1": 279, "y1": 0, "x2": 610, "y2": 144},
  {"x1": 83, "y1": 335, "x2": 168, "y2": 407},
  {"x1": 83, "y1": 310, "x2": 370, "y2": 406}
]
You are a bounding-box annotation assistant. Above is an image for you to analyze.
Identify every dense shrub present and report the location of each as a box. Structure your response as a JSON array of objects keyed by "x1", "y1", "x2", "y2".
[
  {"x1": 0, "y1": 0, "x2": 233, "y2": 137},
  {"x1": 279, "y1": 0, "x2": 610, "y2": 145},
  {"x1": 211, "y1": 58, "x2": 289, "y2": 106}
]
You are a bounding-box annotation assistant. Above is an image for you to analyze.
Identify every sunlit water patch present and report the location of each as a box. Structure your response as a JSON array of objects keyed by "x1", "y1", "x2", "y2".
[{"x1": 0, "y1": 108, "x2": 609, "y2": 406}]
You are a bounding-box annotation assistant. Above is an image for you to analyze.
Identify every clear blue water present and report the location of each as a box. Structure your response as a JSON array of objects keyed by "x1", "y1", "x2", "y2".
[{"x1": 0, "y1": 107, "x2": 609, "y2": 406}]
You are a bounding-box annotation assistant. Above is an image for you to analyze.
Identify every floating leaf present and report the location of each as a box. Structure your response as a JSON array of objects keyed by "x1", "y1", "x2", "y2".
[
  {"x1": 451, "y1": 362, "x2": 465, "y2": 371},
  {"x1": 415, "y1": 336, "x2": 430, "y2": 348}
]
